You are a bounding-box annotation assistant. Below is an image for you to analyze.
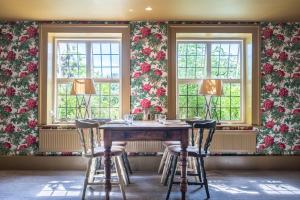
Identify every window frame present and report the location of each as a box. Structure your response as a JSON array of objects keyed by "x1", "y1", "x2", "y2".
[
  {"x1": 39, "y1": 24, "x2": 130, "y2": 125},
  {"x1": 176, "y1": 39, "x2": 244, "y2": 122},
  {"x1": 168, "y1": 24, "x2": 261, "y2": 125},
  {"x1": 54, "y1": 38, "x2": 122, "y2": 122}
]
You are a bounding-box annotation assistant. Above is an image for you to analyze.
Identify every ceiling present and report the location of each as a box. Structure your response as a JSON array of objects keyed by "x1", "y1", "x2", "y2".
[{"x1": 0, "y1": 0, "x2": 300, "y2": 21}]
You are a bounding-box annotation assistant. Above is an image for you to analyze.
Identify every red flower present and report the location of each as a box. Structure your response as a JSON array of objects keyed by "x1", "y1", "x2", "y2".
[
  {"x1": 263, "y1": 63, "x2": 273, "y2": 74},
  {"x1": 17, "y1": 144, "x2": 28, "y2": 151},
  {"x1": 4, "y1": 69, "x2": 12, "y2": 76},
  {"x1": 3, "y1": 106, "x2": 12, "y2": 113},
  {"x1": 154, "y1": 33, "x2": 162, "y2": 40},
  {"x1": 28, "y1": 83, "x2": 38, "y2": 93},
  {"x1": 265, "y1": 120, "x2": 275, "y2": 129},
  {"x1": 156, "y1": 51, "x2": 166, "y2": 61},
  {"x1": 292, "y1": 73, "x2": 300, "y2": 79},
  {"x1": 3, "y1": 142, "x2": 12, "y2": 149},
  {"x1": 279, "y1": 52, "x2": 288, "y2": 62},
  {"x1": 277, "y1": 142, "x2": 286, "y2": 150},
  {"x1": 263, "y1": 99, "x2": 274, "y2": 110},
  {"x1": 278, "y1": 88, "x2": 288, "y2": 97},
  {"x1": 154, "y1": 106, "x2": 162, "y2": 113},
  {"x1": 27, "y1": 62, "x2": 38, "y2": 72},
  {"x1": 265, "y1": 49, "x2": 273, "y2": 57},
  {"x1": 156, "y1": 87, "x2": 166, "y2": 97},
  {"x1": 277, "y1": 70, "x2": 285, "y2": 77},
  {"x1": 263, "y1": 28, "x2": 273, "y2": 39},
  {"x1": 26, "y1": 99, "x2": 37, "y2": 109},
  {"x1": 276, "y1": 34, "x2": 285, "y2": 41},
  {"x1": 6, "y1": 33, "x2": 13, "y2": 41},
  {"x1": 142, "y1": 84, "x2": 152, "y2": 92},
  {"x1": 140, "y1": 62, "x2": 151, "y2": 73},
  {"x1": 277, "y1": 106, "x2": 285, "y2": 113},
  {"x1": 154, "y1": 69, "x2": 162, "y2": 76},
  {"x1": 19, "y1": 35, "x2": 29, "y2": 43},
  {"x1": 264, "y1": 135, "x2": 274, "y2": 147},
  {"x1": 25, "y1": 134, "x2": 37, "y2": 146},
  {"x1": 6, "y1": 51, "x2": 16, "y2": 61},
  {"x1": 292, "y1": 145, "x2": 300, "y2": 151},
  {"x1": 132, "y1": 108, "x2": 142, "y2": 114},
  {"x1": 142, "y1": 47, "x2": 152, "y2": 56},
  {"x1": 140, "y1": 27, "x2": 151, "y2": 37},
  {"x1": 18, "y1": 108, "x2": 27, "y2": 114},
  {"x1": 292, "y1": 109, "x2": 300, "y2": 115},
  {"x1": 28, "y1": 47, "x2": 38, "y2": 56},
  {"x1": 6, "y1": 87, "x2": 16, "y2": 96},
  {"x1": 28, "y1": 120, "x2": 37, "y2": 129},
  {"x1": 4, "y1": 124, "x2": 15, "y2": 133},
  {"x1": 141, "y1": 99, "x2": 151, "y2": 109},
  {"x1": 19, "y1": 71, "x2": 28, "y2": 78},
  {"x1": 264, "y1": 84, "x2": 275, "y2": 93},
  {"x1": 280, "y1": 124, "x2": 289, "y2": 134},
  {"x1": 133, "y1": 72, "x2": 141, "y2": 78},
  {"x1": 258, "y1": 144, "x2": 266, "y2": 152},
  {"x1": 133, "y1": 36, "x2": 141, "y2": 44},
  {"x1": 27, "y1": 26, "x2": 38, "y2": 38},
  {"x1": 292, "y1": 37, "x2": 299, "y2": 44}
]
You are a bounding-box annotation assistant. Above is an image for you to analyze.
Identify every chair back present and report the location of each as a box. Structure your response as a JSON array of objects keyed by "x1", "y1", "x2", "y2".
[
  {"x1": 194, "y1": 120, "x2": 217, "y2": 155},
  {"x1": 75, "y1": 119, "x2": 100, "y2": 157}
]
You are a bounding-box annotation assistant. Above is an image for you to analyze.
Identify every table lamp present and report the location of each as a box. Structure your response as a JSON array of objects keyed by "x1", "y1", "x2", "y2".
[
  {"x1": 199, "y1": 79, "x2": 223, "y2": 120},
  {"x1": 71, "y1": 78, "x2": 96, "y2": 119}
]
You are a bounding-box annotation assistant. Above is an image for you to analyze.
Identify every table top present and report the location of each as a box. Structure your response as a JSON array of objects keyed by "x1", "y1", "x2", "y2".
[{"x1": 101, "y1": 120, "x2": 191, "y2": 130}]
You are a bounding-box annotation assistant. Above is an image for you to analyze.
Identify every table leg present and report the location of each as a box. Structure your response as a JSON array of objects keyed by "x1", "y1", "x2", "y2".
[
  {"x1": 180, "y1": 130, "x2": 189, "y2": 200},
  {"x1": 104, "y1": 131, "x2": 112, "y2": 200}
]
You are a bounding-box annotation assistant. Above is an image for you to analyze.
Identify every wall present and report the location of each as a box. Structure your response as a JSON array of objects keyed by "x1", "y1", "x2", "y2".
[
  {"x1": 258, "y1": 22, "x2": 300, "y2": 154},
  {"x1": 0, "y1": 21, "x2": 299, "y2": 155}
]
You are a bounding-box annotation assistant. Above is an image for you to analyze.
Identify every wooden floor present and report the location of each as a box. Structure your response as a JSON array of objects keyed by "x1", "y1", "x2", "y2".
[{"x1": 0, "y1": 170, "x2": 300, "y2": 200}]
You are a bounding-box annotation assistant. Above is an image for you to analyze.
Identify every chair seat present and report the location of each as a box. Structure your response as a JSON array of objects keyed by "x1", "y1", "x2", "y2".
[
  {"x1": 85, "y1": 146, "x2": 124, "y2": 157},
  {"x1": 163, "y1": 141, "x2": 181, "y2": 147},
  {"x1": 168, "y1": 145, "x2": 208, "y2": 157}
]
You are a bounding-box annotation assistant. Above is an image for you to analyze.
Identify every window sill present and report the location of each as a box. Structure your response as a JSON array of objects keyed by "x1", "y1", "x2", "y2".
[{"x1": 38, "y1": 124, "x2": 76, "y2": 129}]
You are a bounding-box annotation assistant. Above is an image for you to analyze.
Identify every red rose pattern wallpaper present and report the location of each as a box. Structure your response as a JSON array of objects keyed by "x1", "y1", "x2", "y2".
[
  {"x1": 130, "y1": 22, "x2": 168, "y2": 119},
  {"x1": 0, "y1": 21, "x2": 39, "y2": 155},
  {"x1": 258, "y1": 22, "x2": 300, "y2": 154},
  {"x1": 0, "y1": 21, "x2": 299, "y2": 155}
]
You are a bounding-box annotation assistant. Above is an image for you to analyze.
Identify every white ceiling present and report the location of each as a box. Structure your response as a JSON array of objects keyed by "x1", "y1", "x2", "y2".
[{"x1": 0, "y1": 0, "x2": 299, "y2": 21}]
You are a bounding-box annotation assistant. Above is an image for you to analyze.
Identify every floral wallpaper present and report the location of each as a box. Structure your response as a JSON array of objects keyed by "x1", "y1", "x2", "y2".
[
  {"x1": 258, "y1": 22, "x2": 300, "y2": 154},
  {"x1": 130, "y1": 21, "x2": 168, "y2": 119},
  {"x1": 0, "y1": 21, "x2": 39, "y2": 155},
  {"x1": 0, "y1": 20, "x2": 300, "y2": 156}
]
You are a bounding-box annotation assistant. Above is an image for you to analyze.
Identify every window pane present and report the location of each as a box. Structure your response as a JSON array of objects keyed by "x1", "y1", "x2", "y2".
[{"x1": 176, "y1": 40, "x2": 242, "y2": 122}]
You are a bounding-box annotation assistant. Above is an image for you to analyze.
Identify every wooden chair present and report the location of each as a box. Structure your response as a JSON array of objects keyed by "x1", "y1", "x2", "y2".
[
  {"x1": 75, "y1": 119, "x2": 126, "y2": 200},
  {"x1": 165, "y1": 120, "x2": 216, "y2": 200}
]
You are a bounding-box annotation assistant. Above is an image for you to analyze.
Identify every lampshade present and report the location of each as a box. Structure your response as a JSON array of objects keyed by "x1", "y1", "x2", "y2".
[
  {"x1": 199, "y1": 79, "x2": 223, "y2": 96},
  {"x1": 70, "y1": 78, "x2": 96, "y2": 95}
]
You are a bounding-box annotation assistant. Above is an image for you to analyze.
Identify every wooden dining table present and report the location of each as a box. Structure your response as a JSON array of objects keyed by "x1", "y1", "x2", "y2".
[{"x1": 101, "y1": 120, "x2": 191, "y2": 200}]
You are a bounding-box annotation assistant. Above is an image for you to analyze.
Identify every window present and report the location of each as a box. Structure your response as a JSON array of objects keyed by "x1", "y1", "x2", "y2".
[
  {"x1": 168, "y1": 25, "x2": 260, "y2": 125},
  {"x1": 177, "y1": 40, "x2": 243, "y2": 121},
  {"x1": 55, "y1": 40, "x2": 121, "y2": 121},
  {"x1": 39, "y1": 24, "x2": 130, "y2": 125}
]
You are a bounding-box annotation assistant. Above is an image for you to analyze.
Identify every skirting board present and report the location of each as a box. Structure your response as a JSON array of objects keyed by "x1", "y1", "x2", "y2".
[{"x1": 0, "y1": 156, "x2": 299, "y2": 171}]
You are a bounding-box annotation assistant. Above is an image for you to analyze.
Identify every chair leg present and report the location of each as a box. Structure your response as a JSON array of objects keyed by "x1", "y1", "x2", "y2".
[
  {"x1": 114, "y1": 157, "x2": 127, "y2": 200},
  {"x1": 121, "y1": 153, "x2": 131, "y2": 184},
  {"x1": 200, "y1": 157, "x2": 210, "y2": 199},
  {"x1": 158, "y1": 147, "x2": 168, "y2": 174},
  {"x1": 123, "y1": 152, "x2": 133, "y2": 174},
  {"x1": 163, "y1": 155, "x2": 174, "y2": 186},
  {"x1": 118, "y1": 155, "x2": 129, "y2": 185},
  {"x1": 161, "y1": 153, "x2": 171, "y2": 184},
  {"x1": 82, "y1": 158, "x2": 92, "y2": 200},
  {"x1": 195, "y1": 157, "x2": 203, "y2": 187},
  {"x1": 166, "y1": 155, "x2": 178, "y2": 200}
]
